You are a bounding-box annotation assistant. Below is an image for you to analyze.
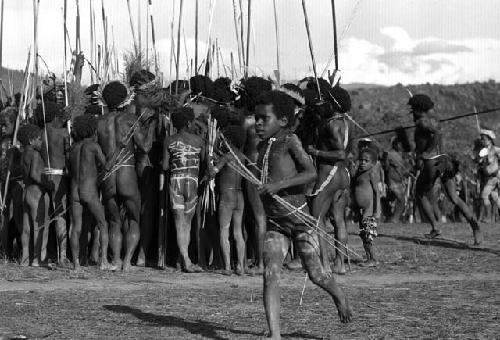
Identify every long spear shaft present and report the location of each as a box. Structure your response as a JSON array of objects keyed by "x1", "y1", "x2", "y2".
[
  {"x1": 126, "y1": 0, "x2": 138, "y2": 54},
  {"x1": 238, "y1": 0, "x2": 245, "y2": 69},
  {"x1": 244, "y1": 0, "x2": 252, "y2": 79},
  {"x1": 63, "y1": 0, "x2": 68, "y2": 105},
  {"x1": 301, "y1": 0, "x2": 322, "y2": 99},
  {"x1": 331, "y1": 0, "x2": 339, "y2": 71},
  {"x1": 194, "y1": 0, "x2": 198, "y2": 75},
  {"x1": 231, "y1": 0, "x2": 242, "y2": 70},
  {"x1": 272, "y1": 0, "x2": 280, "y2": 85},
  {"x1": 0, "y1": 0, "x2": 4, "y2": 75},
  {"x1": 175, "y1": 0, "x2": 184, "y2": 94},
  {"x1": 360, "y1": 107, "x2": 500, "y2": 138}
]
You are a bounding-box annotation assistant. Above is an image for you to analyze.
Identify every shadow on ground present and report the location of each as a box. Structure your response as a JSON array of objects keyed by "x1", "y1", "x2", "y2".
[
  {"x1": 104, "y1": 305, "x2": 322, "y2": 340},
  {"x1": 378, "y1": 233, "x2": 500, "y2": 256}
]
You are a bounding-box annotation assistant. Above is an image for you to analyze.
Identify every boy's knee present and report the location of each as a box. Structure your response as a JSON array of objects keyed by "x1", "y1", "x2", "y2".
[{"x1": 263, "y1": 263, "x2": 280, "y2": 281}]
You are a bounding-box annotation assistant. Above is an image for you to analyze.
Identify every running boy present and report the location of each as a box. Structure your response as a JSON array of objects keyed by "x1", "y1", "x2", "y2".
[{"x1": 254, "y1": 90, "x2": 352, "y2": 339}]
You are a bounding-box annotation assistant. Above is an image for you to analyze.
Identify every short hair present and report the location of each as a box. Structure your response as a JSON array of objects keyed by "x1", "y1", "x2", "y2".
[
  {"x1": 408, "y1": 94, "x2": 434, "y2": 112},
  {"x1": 190, "y1": 75, "x2": 215, "y2": 98},
  {"x1": 329, "y1": 85, "x2": 351, "y2": 113},
  {"x1": 255, "y1": 90, "x2": 296, "y2": 127},
  {"x1": 0, "y1": 107, "x2": 17, "y2": 124},
  {"x1": 223, "y1": 125, "x2": 246, "y2": 149},
  {"x1": 34, "y1": 101, "x2": 61, "y2": 126},
  {"x1": 213, "y1": 77, "x2": 233, "y2": 103},
  {"x1": 359, "y1": 147, "x2": 378, "y2": 162},
  {"x1": 129, "y1": 69, "x2": 155, "y2": 88},
  {"x1": 17, "y1": 123, "x2": 41, "y2": 146},
  {"x1": 171, "y1": 107, "x2": 195, "y2": 130},
  {"x1": 236, "y1": 76, "x2": 272, "y2": 111},
  {"x1": 102, "y1": 81, "x2": 128, "y2": 110},
  {"x1": 73, "y1": 115, "x2": 97, "y2": 141}
]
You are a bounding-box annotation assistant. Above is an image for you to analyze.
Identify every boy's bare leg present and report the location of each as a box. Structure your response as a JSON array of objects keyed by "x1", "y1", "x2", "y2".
[
  {"x1": 247, "y1": 182, "x2": 266, "y2": 272},
  {"x1": 70, "y1": 202, "x2": 83, "y2": 270},
  {"x1": 312, "y1": 192, "x2": 335, "y2": 274},
  {"x1": 137, "y1": 167, "x2": 154, "y2": 267},
  {"x1": 106, "y1": 198, "x2": 123, "y2": 270},
  {"x1": 122, "y1": 196, "x2": 141, "y2": 272},
  {"x1": 232, "y1": 193, "x2": 246, "y2": 275},
  {"x1": 218, "y1": 203, "x2": 233, "y2": 273},
  {"x1": 21, "y1": 203, "x2": 31, "y2": 266},
  {"x1": 332, "y1": 190, "x2": 348, "y2": 274},
  {"x1": 296, "y1": 231, "x2": 352, "y2": 323},
  {"x1": 173, "y1": 209, "x2": 192, "y2": 270},
  {"x1": 263, "y1": 231, "x2": 289, "y2": 340},
  {"x1": 443, "y1": 179, "x2": 482, "y2": 245},
  {"x1": 85, "y1": 198, "x2": 111, "y2": 270},
  {"x1": 32, "y1": 191, "x2": 48, "y2": 267},
  {"x1": 53, "y1": 177, "x2": 69, "y2": 265}
]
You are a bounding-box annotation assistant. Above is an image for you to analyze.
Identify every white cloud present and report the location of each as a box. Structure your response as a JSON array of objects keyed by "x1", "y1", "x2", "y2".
[{"x1": 331, "y1": 27, "x2": 500, "y2": 85}]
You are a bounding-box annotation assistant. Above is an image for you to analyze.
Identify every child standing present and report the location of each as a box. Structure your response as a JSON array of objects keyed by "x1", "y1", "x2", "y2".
[
  {"x1": 352, "y1": 147, "x2": 381, "y2": 267},
  {"x1": 19, "y1": 124, "x2": 51, "y2": 266}
]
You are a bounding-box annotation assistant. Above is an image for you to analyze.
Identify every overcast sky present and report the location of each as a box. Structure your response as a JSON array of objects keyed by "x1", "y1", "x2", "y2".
[{"x1": 2, "y1": 0, "x2": 500, "y2": 85}]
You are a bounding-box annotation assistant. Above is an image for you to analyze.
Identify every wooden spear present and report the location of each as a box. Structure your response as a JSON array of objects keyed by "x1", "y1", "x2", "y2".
[
  {"x1": 238, "y1": 0, "x2": 245, "y2": 70},
  {"x1": 89, "y1": 0, "x2": 95, "y2": 83},
  {"x1": 331, "y1": 0, "x2": 339, "y2": 72},
  {"x1": 244, "y1": 0, "x2": 252, "y2": 79},
  {"x1": 32, "y1": 0, "x2": 39, "y2": 112},
  {"x1": 194, "y1": 0, "x2": 199, "y2": 75},
  {"x1": 0, "y1": 0, "x2": 4, "y2": 77},
  {"x1": 138, "y1": 0, "x2": 142, "y2": 54},
  {"x1": 272, "y1": 0, "x2": 280, "y2": 85},
  {"x1": 150, "y1": 6, "x2": 158, "y2": 74},
  {"x1": 231, "y1": 0, "x2": 242, "y2": 70},
  {"x1": 76, "y1": 0, "x2": 81, "y2": 54},
  {"x1": 126, "y1": 0, "x2": 138, "y2": 55},
  {"x1": 175, "y1": 0, "x2": 184, "y2": 94},
  {"x1": 146, "y1": 0, "x2": 149, "y2": 67},
  {"x1": 301, "y1": 0, "x2": 322, "y2": 99}
]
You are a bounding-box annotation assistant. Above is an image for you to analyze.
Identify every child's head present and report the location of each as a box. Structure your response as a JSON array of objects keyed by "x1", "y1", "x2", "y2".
[
  {"x1": 358, "y1": 147, "x2": 377, "y2": 172},
  {"x1": 480, "y1": 129, "x2": 495, "y2": 147},
  {"x1": 17, "y1": 123, "x2": 42, "y2": 148},
  {"x1": 0, "y1": 107, "x2": 17, "y2": 136},
  {"x1": 72, "y1": 115, "x2": 98, "y2": 141},
  {"x1": 223, "y1": 125, "x2": 246, "y2": 150},
  {"x1": 408, "y1": 94, "x2": 434, "y2": 121},
  {"x1": 254, "y1": 90, "x2": 295, "y2": 139},
  {"x1": 171, "y1": 107, "x2": 195, "y2": 131},
  {"x1": 102, "y1": 81, "x2": 131, "y2": 110}
]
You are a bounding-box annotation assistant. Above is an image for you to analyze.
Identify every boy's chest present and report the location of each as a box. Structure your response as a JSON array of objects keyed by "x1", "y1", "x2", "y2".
[{"x1": 257, "y1": 138, "x2": 295, "y2": 180}]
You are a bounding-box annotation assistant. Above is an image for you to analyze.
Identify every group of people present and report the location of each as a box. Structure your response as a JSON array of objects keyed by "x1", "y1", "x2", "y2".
[{"x1": 0, "y1": 69, "x2": 493, "y2": 338}]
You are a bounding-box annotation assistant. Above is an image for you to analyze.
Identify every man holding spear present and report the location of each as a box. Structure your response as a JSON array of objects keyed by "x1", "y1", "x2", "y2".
[{"x1": 409, "y1": 94, "x2": 482, "y2": 244}]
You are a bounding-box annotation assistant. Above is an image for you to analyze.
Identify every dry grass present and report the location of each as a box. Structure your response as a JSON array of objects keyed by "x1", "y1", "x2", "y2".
[{"x1": 0, "y1": 222, "x2": 499, "y2": 339}]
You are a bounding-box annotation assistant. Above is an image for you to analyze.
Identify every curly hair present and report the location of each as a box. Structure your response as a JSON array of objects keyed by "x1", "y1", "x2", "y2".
[
  {"x1": 73, "y1": 115, "x2": 98, "y2": 141},
  {"x1": 236, "y1": 76, "x2": 272, "y2": 111},
  {"x1": 0, "y1": 107, "x2": 17, "y2": 124},
  {"x1": 17, "y1": 123, "x2": 41, "y2": 146},
  {"x1": 254, "y1": 90, "x2": 296, "y2": 127},
  {"x1": 359, "y1": 146, "x2": 378, "y2": 163},
  {"x1": 190, "y1": 75, "x2": 215, "y2": 99},
  {"x1": 102, "y1": 81, "x2": 128, "y2": 110},
  {"x1": 129, "y1": 69, "x2": 156, "y2": 88},
  {"x1": 212, "y1": 77, "x2": 233, "y2": 103},
  {"x1": 171, "y1": 107, "x2": 195, "y2": 130},
  {"x1": 34, "y1": 101, "x2": 61, "y2": 126}
]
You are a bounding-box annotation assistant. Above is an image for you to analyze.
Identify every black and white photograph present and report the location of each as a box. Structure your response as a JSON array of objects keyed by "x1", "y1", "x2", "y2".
[{"x1": 0, "y1": 0, "x2": 499, "y2": 339}]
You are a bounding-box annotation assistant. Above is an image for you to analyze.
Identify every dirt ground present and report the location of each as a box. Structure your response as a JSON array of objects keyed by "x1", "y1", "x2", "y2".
[{"x1": 0, "y1": 222, "x2": 499, "y2": 340}]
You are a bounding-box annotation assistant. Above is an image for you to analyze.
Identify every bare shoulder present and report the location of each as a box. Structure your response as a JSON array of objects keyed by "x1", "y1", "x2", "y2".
[{"x1": 286, "y1": 133, "x2": 305, "y2": 150}]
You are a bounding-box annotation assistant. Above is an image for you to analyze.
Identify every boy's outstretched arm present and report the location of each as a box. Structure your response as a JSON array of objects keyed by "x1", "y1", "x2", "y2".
[{"x1": 259, "y1": 135, "x2": 317, "y2": 195}]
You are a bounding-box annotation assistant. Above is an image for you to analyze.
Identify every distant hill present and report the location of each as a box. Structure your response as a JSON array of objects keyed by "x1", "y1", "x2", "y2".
[{"x1": 348, "y1": 80, "x2": 500, "y2": 176}]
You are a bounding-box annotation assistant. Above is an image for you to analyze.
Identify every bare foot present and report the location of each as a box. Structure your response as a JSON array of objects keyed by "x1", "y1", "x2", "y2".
[
  {"x1": 359, "y1": 259, "x2": 377, "y2": 268},
  {"x1": 235, "y1": 266, "x2": 244, "y2": 276},
  {"x1": 122, "y1": 262, "x2": 136, "y2": 272},
  {"x1": 332, "y1": 257, "x2": 346, "y2": 275},
  {"x1": 58, "y1": 258, "x2": 72, "y2": 268},
  {"x1": 336, "y1": 296, "x2": 353, "y2": 323},
  {"x1": 184, "y1": 264, "x2": 204, "y2": 273},
  {"x1": 472, "y1": 225, "x2": 483, "y2": 245},
  {"x1": 100, "y1": 262, "x2": 112, "y2": 271},
  {"x1": 31, "y1": 260, "x2": 40, "y2": 267},
  {"x1": 262, "y1": 331, "x2": 281, "y2": 340},
  {"x1": 218, "y1": 269, "x2": 232, "y2": 276},
  {"x1": 424, "y1": 229, "x2": 441, "y2": 239},
  {"x1": 285, "y1": 258, "x2": 302, "y2": 270},
  {"x1": 20, "y1": 258, "x2": 29, "y2": 267},
  {"x1": 109, "y1": 261, "x2": 122, "y2": 272}
]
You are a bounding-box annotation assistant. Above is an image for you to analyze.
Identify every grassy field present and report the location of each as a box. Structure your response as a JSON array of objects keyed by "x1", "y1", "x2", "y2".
[{"x1": 0, "y1": 222, "x2": 498, "y2": 339}]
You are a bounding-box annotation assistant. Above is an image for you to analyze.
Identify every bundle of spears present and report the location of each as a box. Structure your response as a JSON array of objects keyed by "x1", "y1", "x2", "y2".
[
  {"x1": 217, "y1": 133, "x2": 362, "y2": 260},
  {"x1": 200, "y1": 115, "x2": 217, "y2": 228}
]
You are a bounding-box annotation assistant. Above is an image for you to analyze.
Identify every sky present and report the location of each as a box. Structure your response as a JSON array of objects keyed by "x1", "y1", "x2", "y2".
[{"x1": 2, "y1": 0, "x2": 500, "y2": 85}]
